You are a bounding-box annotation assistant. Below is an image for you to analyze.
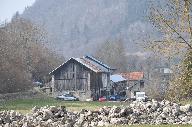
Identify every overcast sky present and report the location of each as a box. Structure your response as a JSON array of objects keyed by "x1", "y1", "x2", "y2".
[{"x1": 0, "y1": 0, "x2": 35, "y2": 22}]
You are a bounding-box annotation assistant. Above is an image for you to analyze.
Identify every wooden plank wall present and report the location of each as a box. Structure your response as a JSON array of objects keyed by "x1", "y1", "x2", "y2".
[{"x1": 54, "y1": 60, "x2": 92, "y2": 94}]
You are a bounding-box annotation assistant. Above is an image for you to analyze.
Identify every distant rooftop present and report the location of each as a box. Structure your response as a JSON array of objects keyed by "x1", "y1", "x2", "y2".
[{"x1": 119, "y1": 72, "x2": 144, "y2": 81}]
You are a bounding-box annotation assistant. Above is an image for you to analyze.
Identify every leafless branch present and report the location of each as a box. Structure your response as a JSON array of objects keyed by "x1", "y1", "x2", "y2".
[{"x1": 154, "y1": 7, "x2": 192, "y2": 49}]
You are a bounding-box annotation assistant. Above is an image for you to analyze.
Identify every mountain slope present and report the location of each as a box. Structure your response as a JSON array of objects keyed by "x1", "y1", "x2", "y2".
[{"x1": 22, "y1": 0, "x2": 153, "y2": 57}]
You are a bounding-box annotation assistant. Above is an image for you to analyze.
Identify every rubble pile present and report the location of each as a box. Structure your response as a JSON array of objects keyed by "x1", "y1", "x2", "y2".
[{"x1": 1, "y1": 100, "x2": 192, "y2": 127}]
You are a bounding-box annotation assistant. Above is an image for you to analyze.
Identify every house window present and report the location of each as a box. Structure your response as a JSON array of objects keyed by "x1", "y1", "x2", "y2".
[{"x1": 140, "y1": 81, "x2": 144, "y2": 88}]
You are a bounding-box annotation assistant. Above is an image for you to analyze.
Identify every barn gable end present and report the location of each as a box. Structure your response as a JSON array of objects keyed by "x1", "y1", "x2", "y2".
[{"x1": 50, "y1": 56, "x2": 112, "y2": 100}]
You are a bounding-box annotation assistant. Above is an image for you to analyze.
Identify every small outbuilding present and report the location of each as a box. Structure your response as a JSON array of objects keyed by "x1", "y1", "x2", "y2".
[
  {"x1": 119, "y1": 72, "x2": 145, "y2": 98},
  {"x1": 110, "y1": 74, "x2": 127, "y2": 96}
]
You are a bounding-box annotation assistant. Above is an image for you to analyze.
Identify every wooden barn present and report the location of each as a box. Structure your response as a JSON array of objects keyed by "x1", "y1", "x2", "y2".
[{"x1": 49, "y1": 55, "x2": 114, "y2": 101}]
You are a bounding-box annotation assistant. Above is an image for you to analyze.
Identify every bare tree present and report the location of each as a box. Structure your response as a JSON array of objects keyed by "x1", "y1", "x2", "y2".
[
  {"x1": 0, "y1": 17, "x2": 63, "y2": 93},
  {"x1": 148, "y1": 0, "x2": 192, "y2": 100},
  {"x1": 95, "y1": 40, "x2": 128, "y2": 72}
]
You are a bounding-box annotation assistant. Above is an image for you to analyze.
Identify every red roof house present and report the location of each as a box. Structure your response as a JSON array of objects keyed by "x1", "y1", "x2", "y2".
[{"x1": 119, "y1": 72, "x2": 144, "y2": 81}]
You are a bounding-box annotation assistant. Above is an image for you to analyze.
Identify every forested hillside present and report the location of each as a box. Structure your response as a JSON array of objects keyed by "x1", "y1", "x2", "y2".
[{"x1": 22, "y1": 0, "x2": 153, "y2": 57}]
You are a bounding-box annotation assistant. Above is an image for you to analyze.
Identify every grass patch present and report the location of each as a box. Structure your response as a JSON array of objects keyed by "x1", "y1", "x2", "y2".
[{"x1": 0, "y1": 97, "x2": 123, "y2": 113}]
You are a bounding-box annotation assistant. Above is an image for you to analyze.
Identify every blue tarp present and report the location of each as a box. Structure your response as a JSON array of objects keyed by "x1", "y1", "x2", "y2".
[{"x1": 110, "y1": 74, "x2": 127, "y2": 83}]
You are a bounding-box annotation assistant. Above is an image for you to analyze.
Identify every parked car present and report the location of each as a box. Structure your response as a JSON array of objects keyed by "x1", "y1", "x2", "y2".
[
  {"x1": 56, "y1": 94, "x2": 79, "y2": 101},
  {"x1": 109, "y1": 95, "x2": 121, "y2": 101},
  {"x1": 109, "y1": 95, "x2": 128, "y2": 101},
  {"x1": 98, "y1": 96, "x2": 107, "y2": 102}
]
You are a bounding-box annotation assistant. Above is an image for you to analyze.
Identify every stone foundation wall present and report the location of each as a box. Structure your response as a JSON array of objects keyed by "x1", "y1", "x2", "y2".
[{"x1": 1, "y1": 100, "x2": 192, "y2": 126}]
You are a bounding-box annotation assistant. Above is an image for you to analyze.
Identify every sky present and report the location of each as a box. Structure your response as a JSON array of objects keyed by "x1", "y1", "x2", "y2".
[{"x1": 0, "y1": 0, "x2": 35, "y2": 22}]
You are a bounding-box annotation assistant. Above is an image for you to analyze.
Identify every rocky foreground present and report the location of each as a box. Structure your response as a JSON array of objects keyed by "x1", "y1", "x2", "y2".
[{"x1": 1, "y1": 100, "x2": 192, "y2": 127}]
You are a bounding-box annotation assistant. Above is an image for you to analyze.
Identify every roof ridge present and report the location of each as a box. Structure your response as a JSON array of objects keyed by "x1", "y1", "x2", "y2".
[
  {"x1": 84, "y1": 55, "x2": 111, "y2": 69},
  {"x1": 49, "y1": 56, "x2": 111, "y2": 75},
  {"x1": 80, "y1": 57, "x2": 102, "y2": 72}
]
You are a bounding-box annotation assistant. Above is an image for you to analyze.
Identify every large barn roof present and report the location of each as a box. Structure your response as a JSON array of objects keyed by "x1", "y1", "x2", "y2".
[{"x1": 49, "y1": 56, "x2": 112, "y2": 74}]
